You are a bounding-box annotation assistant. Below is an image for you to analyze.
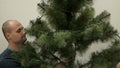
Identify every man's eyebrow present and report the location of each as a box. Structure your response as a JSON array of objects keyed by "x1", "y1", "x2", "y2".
[{"x1": 16, "y1": 26, "x2": 24, "y2": 31}]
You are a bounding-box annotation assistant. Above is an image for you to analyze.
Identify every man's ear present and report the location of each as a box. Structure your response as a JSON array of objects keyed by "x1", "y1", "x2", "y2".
[{"x1": 5, "y1": 33, "x2": 11, "y2": 40}]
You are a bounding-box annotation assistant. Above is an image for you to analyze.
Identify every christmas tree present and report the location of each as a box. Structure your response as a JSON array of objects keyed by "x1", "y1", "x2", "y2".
[{"x1": 12, "y1": 0, "x2": 120, "y2": 68}]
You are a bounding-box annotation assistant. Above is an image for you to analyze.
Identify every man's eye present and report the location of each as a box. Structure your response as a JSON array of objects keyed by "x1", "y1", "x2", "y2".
[
  {"x1": 17, "y1": 30, "x2": 21, "y2": 33},
  {"x1": 17, "y1": 29, "x2": 21, "y2": 33}
]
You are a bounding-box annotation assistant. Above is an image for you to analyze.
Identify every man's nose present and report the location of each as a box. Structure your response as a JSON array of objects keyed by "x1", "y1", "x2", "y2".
[{"x1": 22, "y1": 29, "x2": 26, "y2": 35}]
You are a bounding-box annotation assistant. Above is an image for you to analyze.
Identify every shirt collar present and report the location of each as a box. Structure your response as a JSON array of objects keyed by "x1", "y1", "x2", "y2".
[{"x1": 8, "y1": 46, "x2": 15, "y2": 52}]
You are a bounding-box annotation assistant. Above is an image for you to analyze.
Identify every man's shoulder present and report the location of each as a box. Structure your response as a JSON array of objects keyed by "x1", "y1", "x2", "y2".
[
  {"x1": 0, "y1": 48, "x2": 13, "y2": 63},
  {"x1": 0, "y1": 48, "x2": 21, "y2": 68},
  {"x1": 0, "y1": 48, "x2": 13, "y2": 59},
  {"x1": 0, "y1": 58, "x2": 21, "y2": 68}
]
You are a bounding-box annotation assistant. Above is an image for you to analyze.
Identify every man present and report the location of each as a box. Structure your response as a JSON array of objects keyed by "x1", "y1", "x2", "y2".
[{"x1": 0, "y1": 20, "x2": 27, "y2": 68}]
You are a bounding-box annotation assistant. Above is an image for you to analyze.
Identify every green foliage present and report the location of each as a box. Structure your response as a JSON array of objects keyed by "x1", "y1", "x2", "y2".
[
  {"x1": 26, "y1": 18, "x2": 50, "y2": 38},
  {"x1": 70, "y1": 6, "x2": 95, "y2": 30},
  {"x1": 13, "y1": 0, "x2": 120, "y2": 68},
  {"x1": 12, "y1": 42, "x2": 41, "y2": 68},
  {"x1": 37, "y1": 31, "x2": 71, "y2": 52},
  {"x1": 90, "y1": 40, "x2": 120, "y2": 68}
]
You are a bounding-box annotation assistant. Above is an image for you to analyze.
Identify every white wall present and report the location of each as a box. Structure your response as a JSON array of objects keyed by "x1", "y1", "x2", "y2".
[
  {"x1": 0, "y1": 0, "x2": 120, "y2": 57},
  {"x1": 94, "y1": 0, "x2": 120, "y2": 32}
]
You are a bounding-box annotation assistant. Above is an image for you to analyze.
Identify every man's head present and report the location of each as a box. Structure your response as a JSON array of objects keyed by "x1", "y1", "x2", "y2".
[{"x1": 2, "y1": 20, "x2": 26, "y2": 45}]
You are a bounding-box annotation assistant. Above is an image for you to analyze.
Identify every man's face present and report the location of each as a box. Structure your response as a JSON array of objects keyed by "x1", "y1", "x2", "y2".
[{"x1": 7, "y1": 21, "x2": 27, "y2": 44}]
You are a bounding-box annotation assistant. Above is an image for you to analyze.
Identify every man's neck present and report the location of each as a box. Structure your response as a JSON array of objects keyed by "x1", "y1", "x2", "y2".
[{"x1": 8, "y1": 42, "x2": 24, "y2": 52}]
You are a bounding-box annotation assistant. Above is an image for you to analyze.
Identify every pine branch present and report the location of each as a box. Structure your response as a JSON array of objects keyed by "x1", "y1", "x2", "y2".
[
  {"x1": 91, "y1": 13, "x2": 120, "y2": 40},
  {"x1": 49, "y1": 51, "x2": 67, "y2": 67},
  {"x1": 36, "y1": 15, "x2": 44, "y2": 22},
  {"x1": 79, "y1": 60, "x2": 91, "y2": 68},
  {"x1": 100, "y1": 13, "x2": 111, "y2": 21},
  {"x1": 37, "y1": 0, "x2": 49, "y2": 10},
  {"x1": 39, "y1": 49, "x2": 67, "y2": 67},
  {"x1": 115, "y1": 33, "x2": 120, "y2": 40},
  {"x1": 37, "y1": 0, "x2": 74, "y2": 14},
  {"x1": 92, "y1": 13, "x2": 110, "y2": 23}
]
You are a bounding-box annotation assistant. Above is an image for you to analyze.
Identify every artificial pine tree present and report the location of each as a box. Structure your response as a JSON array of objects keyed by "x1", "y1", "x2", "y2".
[{"x1": 12, "y1": 0, "x2": 120, "y2": 68}]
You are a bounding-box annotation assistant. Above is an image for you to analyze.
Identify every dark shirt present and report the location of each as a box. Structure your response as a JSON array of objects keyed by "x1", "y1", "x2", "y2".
[{"x1": 0, "y1": 48, "x2": 21, "y2": 68}]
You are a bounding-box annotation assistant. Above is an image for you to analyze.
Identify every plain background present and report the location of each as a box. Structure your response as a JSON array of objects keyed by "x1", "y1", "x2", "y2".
[{"x1": 0, "y1": 0, "x2": 120, "y2": 63}]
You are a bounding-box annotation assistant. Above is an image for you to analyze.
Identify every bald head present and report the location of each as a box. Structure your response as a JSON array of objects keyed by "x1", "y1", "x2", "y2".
[{"x1": 2, "y1": 20, "x2": 21, "y2": 40}]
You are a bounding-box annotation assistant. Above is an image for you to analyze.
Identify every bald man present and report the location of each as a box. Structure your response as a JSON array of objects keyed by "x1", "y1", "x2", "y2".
[{"x1": 0, "y1": 20, "x2": 27, "y2": 68}]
